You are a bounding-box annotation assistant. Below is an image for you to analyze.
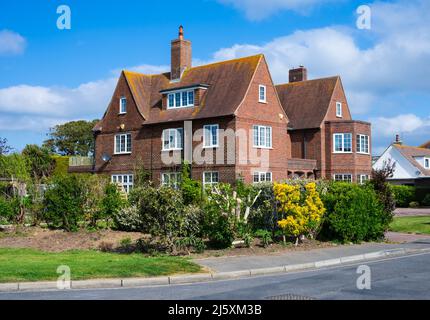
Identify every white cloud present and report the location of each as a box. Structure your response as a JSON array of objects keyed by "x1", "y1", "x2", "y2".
[
  {"x1": 0, "y1": 30, "x2": 27, "y2": 55},
  {"x1": 217, "y1": 0, "x2": 338, "y2": 20},
  {"x1": 0, "y1": 114, "x2": 70, "y2": 132},
  {"x1": 370, "y1": 114, "x2": 430, "y2": 138}
]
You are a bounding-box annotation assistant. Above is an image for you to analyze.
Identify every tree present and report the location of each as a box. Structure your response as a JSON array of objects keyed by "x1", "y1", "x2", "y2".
[
  {"x1": 0, "y1": 137, "x2": 12, "y2": 156},
  {"x1": 43, "y1": 120, "x2": 99, "y2": 156},
  {"x1": 22, "y1": 144, "x2": 55, "y2": 180}
]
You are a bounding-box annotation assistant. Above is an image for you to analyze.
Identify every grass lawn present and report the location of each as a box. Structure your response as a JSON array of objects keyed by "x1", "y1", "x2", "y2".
[
  {"x1": 389, "y1": 215, "x2": 430, "y2": 235},
  {"x1": 0, "y1": 248, "x2": 201, "y2": 283}
]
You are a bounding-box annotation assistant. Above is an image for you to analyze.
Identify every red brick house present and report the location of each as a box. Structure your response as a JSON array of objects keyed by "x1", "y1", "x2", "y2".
[{"x1": 70, "y1": 27, "x2": 372, "y2": 190}]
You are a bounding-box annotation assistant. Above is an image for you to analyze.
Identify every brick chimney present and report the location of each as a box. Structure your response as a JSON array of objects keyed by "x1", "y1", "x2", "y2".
[
  {"x1": 171, "y1": 25, "x2": 192, "y2": 81},
  {"x1": 289, "y1": 66, "x2": 308, "y2": 83}
]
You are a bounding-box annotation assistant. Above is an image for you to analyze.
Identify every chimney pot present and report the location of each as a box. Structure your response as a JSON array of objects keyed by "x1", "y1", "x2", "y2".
[
  {"x1": 394, "y1": 134, "x2": 402, "y2": 145},
  {"x1": 179, "y1": 25, "x2": 184, "y2": 40}
]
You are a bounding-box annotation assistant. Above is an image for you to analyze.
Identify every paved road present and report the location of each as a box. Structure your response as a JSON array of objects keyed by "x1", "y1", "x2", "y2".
[{"x1": 1, "y1": 252, "x2": 430, "y2": 300}]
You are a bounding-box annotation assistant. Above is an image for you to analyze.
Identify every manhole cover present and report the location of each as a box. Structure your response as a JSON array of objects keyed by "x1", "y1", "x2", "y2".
[{"x1": 265, "y1": 293, "x2": 315, "y2": 300}]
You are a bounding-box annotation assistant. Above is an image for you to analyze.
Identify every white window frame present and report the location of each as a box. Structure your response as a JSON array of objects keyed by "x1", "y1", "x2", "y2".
[
  {"x1": 119, "y1": 97, "x2": 127, "y2": 114},
  {"x1": 253, "y1": 172, "x2": 272, "y2": 183},
  {"x1": 203, "y1": 124, "x2": 219, "y2": 148},
  {"x1": 259, "y1": 85, "x2": 267, "y2": 103},
  {"x1": 333, "y1": 133, "x2": 352, "y2": 153},
  {"x1": 333, "y1": 174, "x2": 352, "y2": 183},
  {"x1": 336, "y1": 102, "x2": 342, "y2": 118},
  {"x1": 111, "y1": 174, "x2": 133, "y2": 193},
  {"x1": 161, "y1": 172, "x2": 181, "y2": 189},
  {"x1": 203, "y1": 171, "x2": 219, "y2": 186},
  {"x1": 114, "y1": 133, "x2": 132, "y2": 154},
  {"x1": 253, "y1": 125, "x2": 272, "y2": 149},
  {"x1": 357, "y1": 174, "x2": 369, "y2": 185},
  {"x1": 162, "y1": 128, "x2": 183, "y2": 151},
  {"x1": 425, "y1": 157, "x2": 430, "y2": 169},
  {"x1": 167, "y1": 90, "x2": 194, "y2": 109},
  {"x1": 356, "y1": 134, "x2": 370, "y2": 154}
]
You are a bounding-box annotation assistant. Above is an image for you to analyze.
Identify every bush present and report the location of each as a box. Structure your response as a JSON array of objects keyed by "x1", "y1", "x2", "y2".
[
  {"x1": 254, "y1": 230, "x2": 273, "y2": 248},
  {"x1": 42, "y1": 174, "x2": 86, "y2": 231},
  {"x1": 421, "y1": 194, "x2": 430, "y2": 207},
  {"x1": 248, "y1": 183, "x2": 278, "y2": 234},
  {"x1": 181, "y1": 162, "x2": 202, "y2": 205},
  {"x1": 174, "y1": 236, "x2": 206, "y2": 254},
  {"x1": 320, "y1": 182, "x2": 387, "y2": 243},
  {"x1": 113, "y1": 205, "x2": 142, "y2": 232},
  {"x1": 99, "y1": 183, "x2": 124, "y2": 222},
  {"x1": 391, "y1": 185, "x2": 416, "y2": 208},
  {"x1": 409, "y1": 201, "x2": 420, "y2": 208},
  {"x1": 0, "y1": 197, "x2": 16, "y2": 224}
]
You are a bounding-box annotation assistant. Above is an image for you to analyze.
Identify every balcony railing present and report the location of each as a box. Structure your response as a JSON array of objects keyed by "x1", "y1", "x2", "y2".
[{"x1": 287, "y1": 158, "x2": 317, "y2": 171}]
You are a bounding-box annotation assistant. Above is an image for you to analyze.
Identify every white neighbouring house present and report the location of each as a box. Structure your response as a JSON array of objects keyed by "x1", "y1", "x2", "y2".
[{"x1": 373, "y1": 142, "x2": 430, "y2": 185}]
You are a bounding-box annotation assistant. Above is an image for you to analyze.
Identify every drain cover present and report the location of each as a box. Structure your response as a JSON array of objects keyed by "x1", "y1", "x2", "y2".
[{"x1": 265, "y1": 293, "x2": 315, "y2": 300}]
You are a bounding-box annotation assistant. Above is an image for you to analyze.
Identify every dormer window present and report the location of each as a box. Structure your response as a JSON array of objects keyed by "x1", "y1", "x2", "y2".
[
  {"x1": 167, "y1": 90, "x2": 194, "y2": 109},
  {"x1": 119, "y1": 97, "x2": 127, "y2": 114},
  {"x1": 336, "y1": 102, "x2": 342, "y2": 118},
  {"x1": 259, "y1": 85, "x2": 267, "y2": 103}
]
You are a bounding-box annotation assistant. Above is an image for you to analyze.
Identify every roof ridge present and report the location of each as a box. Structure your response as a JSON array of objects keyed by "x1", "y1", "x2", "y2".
[{"x1": 275, "y1": 75, "x2": 339, "y2": 87}]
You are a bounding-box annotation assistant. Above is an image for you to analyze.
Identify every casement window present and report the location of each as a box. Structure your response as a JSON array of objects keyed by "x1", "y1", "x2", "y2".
[
  {"x1": 203, "y1": 171, "x2": 219, "y2": 185},
  {"x1": 356, "y1": 134, "x2": 370, "y2": 154},
  {"x1": 259, "y1": 85, "x2": 267, "y2": 103},
  {"x1": 162, "y1": 128, "x2": 183, "y2": 150},
  {"x1": 253, "y1": 125, "x2": 272, "y2": 148},
  {"x1": 336, "y1": 102, "x2": 342, "y2": 118},
  {"x1": 203, "y1": 124, "x2": 219, "y2": 148},
  {"x1": 425, "y1": 158, "x2": 430, "y2": 169},
  {"x1": 333, "y1": 133, "x2": 352, "y2": 153},
  {"x1": 167, "y1": 90, "x2": 194, "y2": 109},
  {"x1": 161, "y1": 172, "x2": 181, "y2": 189},
  {"x1": 114, "y1": 133, "x2": 132, "y2": 154},
  {"x1": 334, "y1": 174, "x2": 352, "y2": 183},
  {"x1": 253, "y1": 172, "x2": 272, "y2": 183},
  {"x1": 119, "y1": 97, "x2": 127, "y2": 114},
  {"x1": 357, "y1": 174, "x2": 370, "y2": 185},
  {"x1": 111, "y1": 174, "x2": 133, "y2": 193}
]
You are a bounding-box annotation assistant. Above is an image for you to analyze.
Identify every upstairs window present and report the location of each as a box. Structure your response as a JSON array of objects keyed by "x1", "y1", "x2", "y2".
[
  {"x1": 357, "y1": 134, "x2": 370, "y2": 154},
  {"x1": 203, "y1": 124, "x2": 219, "y2": 148},
  {"x1": 115, "y1": 133, "x2": 132, "y2": 154},
  {"x1": 119, "y1": 97, "x2": 127, "y2": 114},
  {"x1": 259, "y1": 85, "x2": 267, "y2": 103},
  {"x1": 336, "y1": 102, "x2": 342, "y2": 118},
  {"x1": 167, "y1": 90, "x2": 194, "y2": 109},
  {"x1": 425, "y1": 158, "x2": 430, "y2": 169},
  {"x1": 253, "y1": 125, "x2": 272, "y2": 148},
  {"x1": 333, "y1": 133, "x2": 352, "y2": 153},
  {"x1": 162, "y1": 128, "x2": 183, "y2": 150}
]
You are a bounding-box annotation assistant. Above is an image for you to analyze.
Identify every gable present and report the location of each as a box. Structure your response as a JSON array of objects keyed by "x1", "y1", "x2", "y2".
[
  {"x1": 373, "y1": 145, "x2": 422, "y2": 179},
  {"x1": 94, "y1": 72, "x2": 145, "y2": 133},
  {"x1": 276, "y1": 76, "x2": 338, "y2": 130},
  {"x1": 323, "y1": 77, "x2": 352, "y2": 122},
  {"x1": 235, "y1": 55, "x2": 289, "y2": 124}
]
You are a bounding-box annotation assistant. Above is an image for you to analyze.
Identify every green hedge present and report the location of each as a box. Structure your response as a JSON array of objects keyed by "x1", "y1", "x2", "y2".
[
  {"x1": 391, "y1": 185, "x2": 416, "y2": 208},
  {"x1": 52, "y1": 156, "x2": 70, "y2": 176},
  {"x1": 320, "y1": 182, "x2": 388, "y2": 243}
]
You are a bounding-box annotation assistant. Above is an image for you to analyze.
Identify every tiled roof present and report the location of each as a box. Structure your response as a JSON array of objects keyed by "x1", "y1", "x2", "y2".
[
  {"x1": 123, "y1": 54, "x2": 263, "y2": 125},
  {"x1": 419, "y1": 140, "x2": 430, "y2": 149},
  {"x1": 276, "y1": 76, "x2": 339, "y2": 130},
  {"x1": 393, "y1": 144, "x2": 430, "y2": 176}
]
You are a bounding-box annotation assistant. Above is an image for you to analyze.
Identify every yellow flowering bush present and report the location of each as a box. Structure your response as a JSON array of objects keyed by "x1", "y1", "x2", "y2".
[{"x1": 275, "y1": 182, "x2": 326, "y2": 243}]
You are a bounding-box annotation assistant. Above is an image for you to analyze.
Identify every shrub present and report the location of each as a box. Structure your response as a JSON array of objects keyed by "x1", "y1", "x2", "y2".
[
  {"x1": 248, "y1": 183, "x2": 278, "y2": 234},
  {"x1": 113, "y1": 205, "x2": 142, "y2": 232},
  {"x1": 275, "y1": 182, "x2": 325, "y2": 244},
  {"x1": 254, "y1": 230, "x2": 273, "y2": 248},
  {"x1": 42, "y1": 174, "x2": 86, "y2": 231},
  {"x1": 320, "y1": 182, "x2": 387, "y2": 243},
  {"x1": 174, "y1": 236, "x2": 206, "y2": 254},
  {"x1": 370, "y1": 160, "x2": 396, "y2": 219},
  {"x1": 391, "y1": 185, "x2": 416, "y2": 208},
  {"x1": 99, "y1": 183, "x2": 124, "y2": 222},
  {"x1": 181, "y1": 162, "x2": 202, "y2": 205},
  {"x1": 421, "y1": 194, "x2": 430, "y2": 207},
  {"x1": 409, "y1": 201, "x2": 420, "y2": 208},
  {"x1": 0, "y1": 197, "x2": 16, "y2": 224}
]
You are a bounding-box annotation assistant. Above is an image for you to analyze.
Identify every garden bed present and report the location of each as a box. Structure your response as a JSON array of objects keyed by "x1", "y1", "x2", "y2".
[{"x1": 0, "y1": 226, "x2": 144, "y2": 252}]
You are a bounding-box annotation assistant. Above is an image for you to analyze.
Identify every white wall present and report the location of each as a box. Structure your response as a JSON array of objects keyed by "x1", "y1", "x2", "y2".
[{"x1": 373, "y1": 145, "x2": 420, "y2": 179}]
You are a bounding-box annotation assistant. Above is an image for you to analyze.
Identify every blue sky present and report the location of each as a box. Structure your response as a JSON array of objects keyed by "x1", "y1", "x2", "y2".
[{"x1": 1, "y1": 0, "x2": 429, "y2": 154}]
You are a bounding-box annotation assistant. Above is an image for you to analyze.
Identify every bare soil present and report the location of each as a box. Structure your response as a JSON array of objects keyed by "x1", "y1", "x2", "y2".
[{"x1": 0, "y1": 226, "x2": 144, "y2": 252}]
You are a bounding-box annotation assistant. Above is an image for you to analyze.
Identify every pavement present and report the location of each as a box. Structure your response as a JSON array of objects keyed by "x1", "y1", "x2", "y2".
[
  {"x1": 1, "y1": 250, "x2": 430, "y2": 300},
  {"x1": 394, "y1": 208, "x2": 430, "y2": 217}
]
